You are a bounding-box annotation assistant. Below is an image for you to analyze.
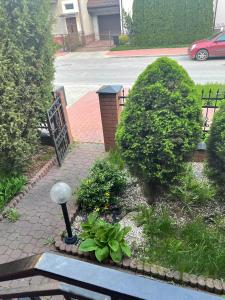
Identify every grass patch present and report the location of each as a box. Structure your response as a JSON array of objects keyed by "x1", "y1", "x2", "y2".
[
  {"x1": 111, "y1": 44, "x2": 188, "y2": 51},
  {"x1": 107, "y1": 149, "x2": 125, "y2": 170},
  {"x1": 0, "y1": 175, "x2": 26, "y2": 212},
  {"x1": 136, "y1": 206, "x2": 225, "y2": 279},
  {"x1": 4, "y1": 208, "x2": 20, "y2": 222}
]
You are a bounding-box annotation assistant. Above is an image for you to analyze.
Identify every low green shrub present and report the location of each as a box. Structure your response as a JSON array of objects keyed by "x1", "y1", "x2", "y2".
[
  {"x1": 76, "y1": 159, "x2": 127, "y2": 213},
  {"x1": 0, "y1": 175, "x2": 26, "y2": 212},
  {"x1": 116, "y1": 57, "x2": 202, "y2": 194},
  {"x1": 169, "y1": 165, "x2": 215, "y2": 205},
  {"x1": 4, "y1": 208, "x2": 20, "y2": 222},
  {"x1": 136, "y1": 206, "x2": 225, "y2": 278},
  {"x1": 119, "y1": 34, "x2": 129, "y2": 45},
  {"x1": 79, "y1": 213, "x2": 131, "y2": 263},
  {"x1": 107, "y1": 149, "x2": 125, "y2": 170},
  {"x1": 207, "y1": 103, "x2": 225, "y2": 194}
]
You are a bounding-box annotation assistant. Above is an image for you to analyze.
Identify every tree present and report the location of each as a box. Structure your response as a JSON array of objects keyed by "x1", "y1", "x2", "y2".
[
  {"x1": 0, "y1": 0, "x2": 54, "y2": 174},
  {"x1": 116, "y1": 57, "x2": 202, "y2": 196}
]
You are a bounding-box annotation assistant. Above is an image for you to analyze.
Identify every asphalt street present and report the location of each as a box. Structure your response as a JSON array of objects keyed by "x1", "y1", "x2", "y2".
[{"x1": 55, "y1": 52, "x2": 225, "y2": 106}]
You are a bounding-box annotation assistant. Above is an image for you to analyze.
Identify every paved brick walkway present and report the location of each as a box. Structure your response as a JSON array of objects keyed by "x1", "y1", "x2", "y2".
[
  {"x1": 107, "y1": 47, "x2": 188, "y2": 57},
  {"x1": 0, "y1": 143, "x2": 105, "y2": 293},
  {"x1": 67, "y1": 91, "x2": 104, "y2": 143}
]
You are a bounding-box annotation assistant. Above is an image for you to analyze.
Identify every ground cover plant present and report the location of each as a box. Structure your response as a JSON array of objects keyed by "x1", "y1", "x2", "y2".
[
  {"x1": 76, "y1": 159, "x2": 127, "y2": 213},
  {"x1": 0, "y1": 175, "x2": 26, "y2": 212},
  {"x1": 116, "y1": 57, "x2": 202, "y2": 195},
  {"x1": 136, "y1": 206, "x2": 225, "y2": 279},
  {"x1": 79, "y1": 213, "x2": 131, "y2": 263}
]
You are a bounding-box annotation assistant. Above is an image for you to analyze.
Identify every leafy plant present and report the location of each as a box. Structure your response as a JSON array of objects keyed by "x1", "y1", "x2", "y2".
[
  {"x1": 4, "y1": 208, "x2": 20, "y2": 222},
  {"x1": 79, "y1": 213, "x2": 131, "y2": 263},
  {"x1": 169, "y1": 165, "x2": 215, "y2": 205},
  {"x1": 76, "y1": 159, "x2": 126, "y2": 213},
  {"x1": 119, "y1": 34, "x2": 129, "y2": 45},
  {"x1": 136, "y1": 206, "x2": 225, "y2": 279},
  {"x1": 116, "y1": 58, "x2": 202, "y2": 194},
  {"x1": 0, "y1": 175, "x2": 26, "y2": 212}
]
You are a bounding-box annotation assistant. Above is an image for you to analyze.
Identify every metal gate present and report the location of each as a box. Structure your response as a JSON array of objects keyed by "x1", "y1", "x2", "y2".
[{"x1": 47, "y1": 93, "x2": 70, "y2": 166}]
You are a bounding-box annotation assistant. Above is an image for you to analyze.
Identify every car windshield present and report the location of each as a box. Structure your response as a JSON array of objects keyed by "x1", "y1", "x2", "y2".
[{"x1": 207, "y1": 32, "x2": 222, "y2": 40}]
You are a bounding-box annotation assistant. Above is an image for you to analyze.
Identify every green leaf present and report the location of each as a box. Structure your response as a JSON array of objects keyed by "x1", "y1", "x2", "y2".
[
  {"x1": 108, "y1": 240, "x2": 119, "y2": 252},
  {"x1": 110, "y1": 247, "x2": 123, "y2": 263},
  {"x1": 95, "y1": 246, "x2": 110, "y2": 262},
  {"x1": 121, "y1": 242, "x2": 131, "y2": 257},
  {"x1": 79, "y1": 239, "x2": 97, "y2": 252}
]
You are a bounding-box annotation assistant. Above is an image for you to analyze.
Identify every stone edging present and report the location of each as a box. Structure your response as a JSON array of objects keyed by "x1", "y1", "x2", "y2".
[
  {"x1": 0, "y1": 157, "x2": 57, "y2": 221},
  {"x1": 54, "y1": 230, "x2": 225, "y2": 296}
]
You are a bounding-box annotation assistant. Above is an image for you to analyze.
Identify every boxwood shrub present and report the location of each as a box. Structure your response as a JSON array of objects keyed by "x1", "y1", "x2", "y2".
[
  {"x1": 116, "y1": 57, "x2": 202, "y2": 194},
  {"x1": 207, "y1": 103, "x2": 225, "y2": 193},
  {"x1": 76, "y1": 159, "x2": 127, "y2": 213}
]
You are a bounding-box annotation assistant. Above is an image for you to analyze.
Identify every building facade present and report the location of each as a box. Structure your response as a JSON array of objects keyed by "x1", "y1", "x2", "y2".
[{"x1": 51, "y1": 0, "x2": 122, "y2": 49}]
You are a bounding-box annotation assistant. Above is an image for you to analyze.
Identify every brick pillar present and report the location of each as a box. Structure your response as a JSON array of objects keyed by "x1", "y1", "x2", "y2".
[
  {"x1": 97, "y1": 85, "x2": 123, "y2": 151},
  {"x1": 54, "y1": 86, "x2": 73, "y2": 144}
]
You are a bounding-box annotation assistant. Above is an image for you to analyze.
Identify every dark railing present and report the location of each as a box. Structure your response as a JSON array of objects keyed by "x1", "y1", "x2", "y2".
[
  {"x1": 0, "y1": 252, "x2": 222, "y2": 300},
  {"x1": 202, "y1": 89, "x2": 225, "y2": 133},
  {"x1": 119, "y1": 89, "x2": 225, "y2": 134}
]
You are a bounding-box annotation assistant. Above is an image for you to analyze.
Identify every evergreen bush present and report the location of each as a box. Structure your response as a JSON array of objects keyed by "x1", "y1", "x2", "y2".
[
  {"x1": 131, "y1": 0, "x2": 213, "y2": 47},
  {"x1": 0, "y1": 0, "x2": 54, "y2": 174},
  {"x1": 207, "y1": 104, "x2": 225, "y2": 193},
  {"x1": 116, "y1": 57, "x2": 202, "y2": 193}
]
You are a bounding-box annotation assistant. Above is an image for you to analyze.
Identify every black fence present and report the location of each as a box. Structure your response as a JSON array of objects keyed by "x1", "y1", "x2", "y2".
[{"x1": 119, "y1": 88, "x2": 225, "y2": 134}]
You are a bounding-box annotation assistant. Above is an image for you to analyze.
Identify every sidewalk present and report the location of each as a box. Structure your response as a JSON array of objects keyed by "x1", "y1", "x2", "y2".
[
  {"x1": 0, "y1": 143, "x2": 105, "y2": 291},
  {"x1": 107, "y1": 47, "x2": 188, "y2": 57}
]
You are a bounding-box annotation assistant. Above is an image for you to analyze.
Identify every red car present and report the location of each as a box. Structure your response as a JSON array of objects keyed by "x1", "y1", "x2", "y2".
[{"x1": 188, "y1": 31, "x2": 225, "y2": 61}]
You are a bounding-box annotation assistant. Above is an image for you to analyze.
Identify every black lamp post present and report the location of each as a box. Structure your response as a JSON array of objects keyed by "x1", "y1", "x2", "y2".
[{"x1": 50, "y1": 182, "x2": 78, "y2": 245}]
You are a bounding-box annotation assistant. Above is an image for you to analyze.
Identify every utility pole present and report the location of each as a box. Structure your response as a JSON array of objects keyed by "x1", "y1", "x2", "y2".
[
  {"x1": 77, "y1": 0, "x2": 85, "y2": 45},
  {"x1": 120, "y1": 0, "x2": 124, "y2": 34}
]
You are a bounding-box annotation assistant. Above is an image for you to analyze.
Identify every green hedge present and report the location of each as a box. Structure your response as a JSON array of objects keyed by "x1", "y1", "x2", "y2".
[
  {"x1": 0, "y1": 0, "x2": 54, "y2": 174},
  {"x1": 207, "y1": 104, "x2": 225, "y2": 194},
  {"x1": 116, "y1": 57, "x2": 202, "y2": 193},
  {"x1": 132, "y1": 0, "x2": 213, "y2": 47}
]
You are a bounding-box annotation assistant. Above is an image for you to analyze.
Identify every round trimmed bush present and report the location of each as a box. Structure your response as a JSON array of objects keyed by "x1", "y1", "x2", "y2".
[
  {"x1": 207, "y1": 104, "x2": 225, "y2": 193},
  {"x1": 116, "y1": 57, "x2": 202, "y2": 193}
]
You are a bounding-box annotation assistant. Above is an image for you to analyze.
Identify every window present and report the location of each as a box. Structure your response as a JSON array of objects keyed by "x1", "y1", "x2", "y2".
[
  {"x1": 216, "y1": 34, "x2": 225, "y2": 42},
  {"x1": 65, "y1": 3, "x2": 74, "y2": 10}
]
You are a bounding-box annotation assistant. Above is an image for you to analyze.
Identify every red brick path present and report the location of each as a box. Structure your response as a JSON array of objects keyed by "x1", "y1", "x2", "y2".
[{"x1": 67, "y1": 92, "x2": 104, "y2": 143}]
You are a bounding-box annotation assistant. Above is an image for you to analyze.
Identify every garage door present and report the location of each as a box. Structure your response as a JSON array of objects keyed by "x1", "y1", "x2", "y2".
[{"x1": 98, "y1": 14, "x2": 121, "y2": 39}]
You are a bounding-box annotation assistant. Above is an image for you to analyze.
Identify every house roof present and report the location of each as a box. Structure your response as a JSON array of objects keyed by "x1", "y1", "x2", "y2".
[{"x1": 87, "y1": 0, "x2": 120, "y2": 9}]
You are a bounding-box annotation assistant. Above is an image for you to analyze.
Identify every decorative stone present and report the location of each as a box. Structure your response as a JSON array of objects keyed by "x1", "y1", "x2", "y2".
[
  {"x1": 165, "y1": 270, "x2": 174, "y2": 281},
  {"x1": 214, "y1": 279, "x2": 223, "y2": 294},
  {"x1": 205, "y1": 278, "x2": 215, "y2": 292},
  {"x1": 13, "y1": 200, "x2": 18, "y2": 207},
  {"x1": 150, "y1": 265, "x2": 158, "y2": 277},
  {"x1": 189, "y1": 275, "x2": 198, "y2": 287},
  {"x1": 197, "y1": 276, "x2": 206, "y2": 289},
  {"x1": 157, "y1": 267, "x2": 166, "y2": 280},
  {"x1": 0, "y1": 215, "x2": 3, "y2": 221},
  {"x1": 59, "y1": 243, "x2": 66, "y2": 252},
  {"x1": 143, "y1": 262, "x2": 151, "y2": 274},
  {"x1": 122, "y1": 258, "x2": 131, "y2": 269},
  {"x1": 78, "y1": 250, "x2": 84, "y2": 257},
  {"x1": 72, "y1": 246, "x2": 79, "y2": 255},
  {"x1": 182, "y1": 273, "x2": 190, "y2": 284},
  {"x1": 130, "y1": 259, "x2": 137, "y2": 271},
  {"x1": 55, "y1": 241, "x2": 61, "y2": 249},
  {"x1": 173, "y1": 271, "x2": 182, "y2": 283},
  {"x1": 136, "y1": 261, "x2": 144, "y2": 273},
  {"x1": 222, "y1": 281, "x2": 225, "y2": 293},
  {"x1": 65, "y1": 245, "x2": 72, "y2": 254}
]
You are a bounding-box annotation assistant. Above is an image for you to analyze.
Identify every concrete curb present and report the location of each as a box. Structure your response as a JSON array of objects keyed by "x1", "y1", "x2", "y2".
[{"x1": 0, "y1": 157, "x2": 57, "y2": 221}]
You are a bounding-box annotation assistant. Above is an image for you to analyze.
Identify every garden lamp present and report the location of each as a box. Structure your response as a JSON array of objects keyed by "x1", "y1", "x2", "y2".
[
  {"x1": 50, "y1": 182, "x2": 78, "y2": 245},
  {"x1": 197, "y1": 142, "x2": 207, "y2": 151}
]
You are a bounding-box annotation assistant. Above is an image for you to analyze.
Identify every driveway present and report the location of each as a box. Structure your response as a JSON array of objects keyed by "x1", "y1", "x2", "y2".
[{"x1": 55, "y1": 51, "x2": 225, "y2": 106}]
